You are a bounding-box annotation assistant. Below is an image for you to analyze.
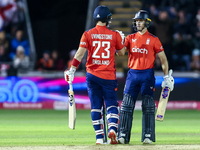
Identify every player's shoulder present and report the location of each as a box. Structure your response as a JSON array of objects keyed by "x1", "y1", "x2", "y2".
[
  {"x1": 106, "y1": 28, "x2": 118, "y2": 34},
  {"x1": 82, "y1": 27, "x2": 97, "y2": 38},
  {"x1": 147, "y1": 32, "x2": 158, "y2": 39},
  {"x1": 86, "y1": 26, "x2": 115, "y2": 34},
  {"x1": 85, "y1": 27, "x2": 96, "y2": 33},
  {"x1": 126, "y1": 32, "x2": 137, "y2": 39}
]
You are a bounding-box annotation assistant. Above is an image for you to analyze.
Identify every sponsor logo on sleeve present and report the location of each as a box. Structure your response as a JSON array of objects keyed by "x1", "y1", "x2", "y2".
[{"x1": 80, "y1": 42, "x2": 86, "y2": 45}]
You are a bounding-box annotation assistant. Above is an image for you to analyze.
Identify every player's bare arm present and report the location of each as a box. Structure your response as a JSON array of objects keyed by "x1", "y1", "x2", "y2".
[
  {"x1": 158, "y1": 51, "x2": 174, "y2": 92},
  {"x1": 71, "y1": 47, "x2": 87, "y2": 68},
  {"x1": 64, "y1": 47, "x2": 86, "y2": 83},
  {"x1": 117, "y1": 47, "x2": 126, "y2": 56},
  {"x1": 157, "y1": 51, "x2": 169, "y2": 75}
]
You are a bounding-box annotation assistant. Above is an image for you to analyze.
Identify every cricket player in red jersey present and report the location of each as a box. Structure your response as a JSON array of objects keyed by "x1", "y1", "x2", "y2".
[
  {"x1": 117, "y1": 10, "x2": 174, "y2": 144},
  {"x1": 64, "y1": 5, "x2": 126, "y2": 144}
]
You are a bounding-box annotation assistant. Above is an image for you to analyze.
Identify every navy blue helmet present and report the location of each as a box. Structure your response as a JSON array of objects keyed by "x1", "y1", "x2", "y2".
[
  {"x1": 133, "y1": 10, "x2": 151, "y2": 29},
  {"x1": 93, "y1": 5, "x2": 112, "y2": 23}
]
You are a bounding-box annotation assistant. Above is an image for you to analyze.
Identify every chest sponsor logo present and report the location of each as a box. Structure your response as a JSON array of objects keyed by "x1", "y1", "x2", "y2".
[{"x1": 132, "y1": 46, "x2": 148, "y2": 54}]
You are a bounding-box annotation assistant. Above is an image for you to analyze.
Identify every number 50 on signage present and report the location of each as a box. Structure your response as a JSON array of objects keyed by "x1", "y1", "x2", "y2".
[{"x1": 0, "y1": 79, "x2": 38, "y2": 102}]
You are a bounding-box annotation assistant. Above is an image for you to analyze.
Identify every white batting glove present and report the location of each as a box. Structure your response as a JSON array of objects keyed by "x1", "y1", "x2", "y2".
[
  {"x1": 64, "y1": 67, "x2": 76, "y2": 83},
  {"x1": 161, "y1": 69, "x2": 174, "y2": 91},
  {"x1": 116, "y1": 30, "x2": 125, "y2": 44}
]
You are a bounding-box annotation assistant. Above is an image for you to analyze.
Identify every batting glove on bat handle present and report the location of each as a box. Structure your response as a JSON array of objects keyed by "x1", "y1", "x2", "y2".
[
  {"x1": 116, "y1": 30, "x2": 125, "y2": 44},
  {"x1": 161, "y1": 69, "x2": 174, "y2": 91},
  {"x1": 64, "y1": 67, "x2": 76, "y2": 83}
]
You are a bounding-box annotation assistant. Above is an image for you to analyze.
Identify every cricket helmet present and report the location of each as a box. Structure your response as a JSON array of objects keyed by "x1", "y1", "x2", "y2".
[
  {"x1": 133, "y1": 10, "x2": 151, "y2": 29},
  {"x1": 93, "y1": 5, "x2": 112, "y2": 23}
]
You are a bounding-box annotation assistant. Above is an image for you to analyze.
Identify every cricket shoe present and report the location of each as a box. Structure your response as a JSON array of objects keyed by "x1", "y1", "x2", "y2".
[
  {"x1": 143, "y1": 138, "x2": 152, "y2": 144},
  {"x1": 96, "y1": 138, "x2": 104, "y2": 145},
  {"x1": 108, "y1": 129, "x2": 118, "y2": 144},
  {"x1": 118, "y1": 137, "x2": 125, "y2": 144}
]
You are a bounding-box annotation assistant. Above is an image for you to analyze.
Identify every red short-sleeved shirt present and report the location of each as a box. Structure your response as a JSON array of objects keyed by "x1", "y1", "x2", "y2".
[
  {"x1": 79, "y1": 25, "x2": 124, "y2": 80},
  {"x1": 125, "y1": 31, "x2": 164, "y2": 70}
]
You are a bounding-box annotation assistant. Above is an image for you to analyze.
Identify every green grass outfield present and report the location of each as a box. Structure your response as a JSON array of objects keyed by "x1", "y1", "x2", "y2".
[{"x1": 0, "y1": 109, "x2": 200, "y2": 147}]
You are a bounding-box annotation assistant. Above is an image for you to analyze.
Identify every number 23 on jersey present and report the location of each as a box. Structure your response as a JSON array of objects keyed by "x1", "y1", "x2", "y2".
[{"x1": 92, "y1": 41, "x2": 110, "y2": 59}]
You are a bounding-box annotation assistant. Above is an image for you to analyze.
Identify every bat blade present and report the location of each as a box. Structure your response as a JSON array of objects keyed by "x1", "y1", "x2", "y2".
[
  {"x1": 155, "y1": 87, "x2": 170, "y2": 121},
  {"x1": 68, "y1": 87, "x2": 76, "y2": 129}
]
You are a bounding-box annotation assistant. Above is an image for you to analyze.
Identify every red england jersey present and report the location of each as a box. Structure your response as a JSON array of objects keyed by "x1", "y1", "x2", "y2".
[
  {"x1": 79, "y1": 25, "x2": 124, "y2": 80},
  {"x1": 124, "y1": 31, "x2": 164, "y2": 70}
]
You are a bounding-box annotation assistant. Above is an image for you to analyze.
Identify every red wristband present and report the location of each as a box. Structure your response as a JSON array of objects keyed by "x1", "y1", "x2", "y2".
[{"x1": 71, "y1": 58, "x2": 81, "y2": 68}]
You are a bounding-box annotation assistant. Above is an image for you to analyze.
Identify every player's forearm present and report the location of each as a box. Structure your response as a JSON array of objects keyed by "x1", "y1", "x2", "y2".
[
  {"x1": 117, "y1": 47, "x2": 126, "y2": 56},
  {"x1": 74, "y1": 47, "x2": 86, "y2": 62},
  {"x1": 161, "y1": 60, "x2": 168, "y2": 75},
  {"x1": 157, "y1": 51, "x2": 169, "y2": 75},
  {"x1": 71, "y1": 47, "x2": 87, "y2": 68}
]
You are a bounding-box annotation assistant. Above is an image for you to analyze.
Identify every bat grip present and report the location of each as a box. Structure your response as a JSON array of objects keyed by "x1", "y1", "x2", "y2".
[
  {"x1": 169, "y1": 69, "x2": 173, "y2": 77},
  {"x1": 69, "y1": 83, "x2": 73, "y2": 92}
]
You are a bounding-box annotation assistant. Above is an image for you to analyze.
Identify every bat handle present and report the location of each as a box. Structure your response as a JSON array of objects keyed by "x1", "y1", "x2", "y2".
[
  {"x1": 69, "y1": 83, "x2": 73, "y2": 92},
  {"x1": 169, "y1": 69, "x2": 173, "y2": 77}
]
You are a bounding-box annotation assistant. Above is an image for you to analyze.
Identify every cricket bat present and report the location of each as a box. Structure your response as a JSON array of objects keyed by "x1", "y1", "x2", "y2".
[
  {"x1": 156, "y1": 69, "x2": 173, "y2": 121},
  {"x1": 155, "y1": 87, "x2": 170, "y2": 121},
  {"x1": 68, "y1": 83, "x2": 76, "y2": 129}
]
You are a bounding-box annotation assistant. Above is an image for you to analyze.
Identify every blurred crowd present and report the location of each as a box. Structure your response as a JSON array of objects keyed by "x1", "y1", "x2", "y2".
[
  {"x1": 1, "y1": 0, "x2": 200, "y2": 77},
  {"x1": 140, "y1": 0, "x2": 200, "y2": 71},
  {"x1": 0, "y1": 0, "x2": 29, "y2": 76},
  {"x1": 35, "y1": 49, "x2": 82, "y2": 71},
  {"x1": 0, "y1": 0, "x2": 81, "y2": 76}
]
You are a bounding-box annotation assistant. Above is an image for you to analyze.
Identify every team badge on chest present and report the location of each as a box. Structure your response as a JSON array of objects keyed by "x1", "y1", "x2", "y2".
[{"x1": 146, "y1": 38, "x2": 150, "y2": 45}]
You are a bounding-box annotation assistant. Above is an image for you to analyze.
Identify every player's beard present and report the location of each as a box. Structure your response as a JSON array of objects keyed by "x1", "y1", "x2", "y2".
[{"x1": 137, "y1": 26, "x2": 145, "y2": 32}]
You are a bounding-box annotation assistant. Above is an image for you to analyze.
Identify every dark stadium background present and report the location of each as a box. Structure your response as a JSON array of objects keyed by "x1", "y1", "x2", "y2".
[{"x1": 27, "y1": 0, "x2": 88, "y2": 61}]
